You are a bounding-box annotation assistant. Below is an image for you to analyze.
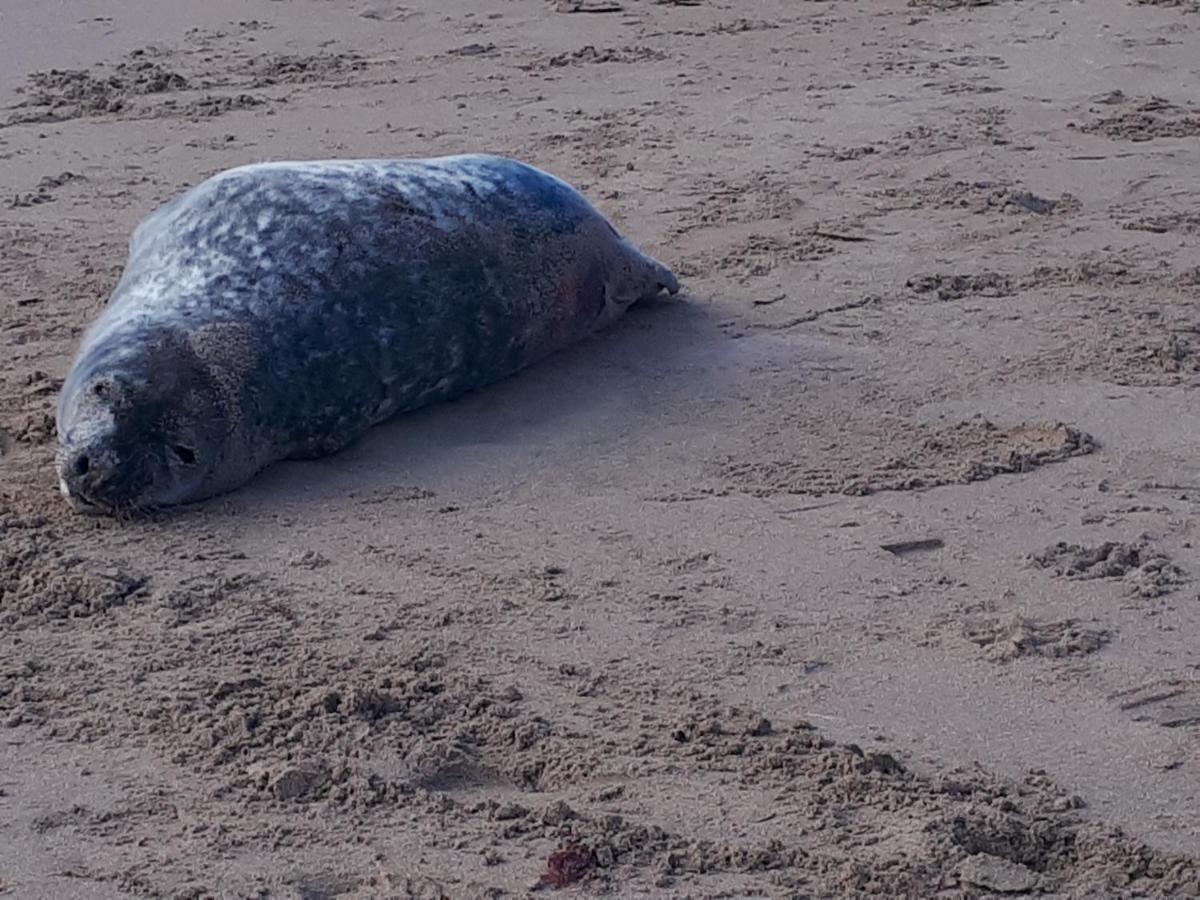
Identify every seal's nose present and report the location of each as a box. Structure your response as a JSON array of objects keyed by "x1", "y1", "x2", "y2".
[
  {"x1": 71, "y1": 453, "x2": 91, "y2": 476},
  {"x1": 58, "y1": 446, "x2": 115, "y2": 509}
]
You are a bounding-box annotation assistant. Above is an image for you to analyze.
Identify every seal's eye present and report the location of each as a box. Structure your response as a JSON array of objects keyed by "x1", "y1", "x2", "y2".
[{"x1": 171, "y1": 445, "x2": 198, "y2": 465}]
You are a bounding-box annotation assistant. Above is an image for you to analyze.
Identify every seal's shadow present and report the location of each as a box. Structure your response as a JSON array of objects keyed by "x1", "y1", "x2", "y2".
[{"x1": 238, "y1": 296, "x2": 742, "y2": 507}]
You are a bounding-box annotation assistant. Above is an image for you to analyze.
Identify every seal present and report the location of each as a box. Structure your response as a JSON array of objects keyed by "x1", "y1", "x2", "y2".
[{"x1": 54, "y1": 154, "x2": 679, "y2": 514}]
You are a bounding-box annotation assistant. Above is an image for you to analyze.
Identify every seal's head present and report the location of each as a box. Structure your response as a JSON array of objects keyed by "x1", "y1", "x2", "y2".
[{"x1": 55, "y1": 329, "x2": 228, "y2": 515}]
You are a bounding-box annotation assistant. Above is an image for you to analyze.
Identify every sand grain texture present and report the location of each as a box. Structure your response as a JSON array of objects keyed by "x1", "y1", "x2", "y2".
[{"x1": 3, "y1": 0, "x2": 1200, "y2": 896}]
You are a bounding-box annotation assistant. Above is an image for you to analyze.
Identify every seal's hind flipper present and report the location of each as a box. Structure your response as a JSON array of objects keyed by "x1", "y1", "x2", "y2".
[
  {"x1": 637, "y1": 252, "x2": 680, "y2": 301},
  {"x1": 617, "y1": 238, "x2": 679, "y2": 302},
  {"x1": 651, "y1": 256, "x2": 680, "y2": 296}
]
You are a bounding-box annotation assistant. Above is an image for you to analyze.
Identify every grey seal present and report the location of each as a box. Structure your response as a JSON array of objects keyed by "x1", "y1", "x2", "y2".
[{"x1": 54, "y1": 154, "x2": 679, "y2": 514}]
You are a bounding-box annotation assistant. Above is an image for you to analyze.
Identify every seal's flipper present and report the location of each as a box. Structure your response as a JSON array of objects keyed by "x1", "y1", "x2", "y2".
[{"x1": 647, "y1": 254, "x2": 680, "y2": 297}]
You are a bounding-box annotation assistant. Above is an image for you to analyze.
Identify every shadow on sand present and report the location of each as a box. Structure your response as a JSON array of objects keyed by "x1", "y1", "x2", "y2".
[{"x1": 173, "y1": 294, "x2": 836, "y2": 516}]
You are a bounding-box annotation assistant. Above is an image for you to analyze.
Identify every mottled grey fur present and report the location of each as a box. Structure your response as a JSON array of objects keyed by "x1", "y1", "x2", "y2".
[{"x1": 55, "y1": 154, "x2": 679, "y2": 513}]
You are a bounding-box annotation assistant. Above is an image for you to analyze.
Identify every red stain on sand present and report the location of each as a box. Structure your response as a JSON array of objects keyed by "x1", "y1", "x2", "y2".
[{"x1": 540, "y1": 843, "x2": 596, "y2": 888}]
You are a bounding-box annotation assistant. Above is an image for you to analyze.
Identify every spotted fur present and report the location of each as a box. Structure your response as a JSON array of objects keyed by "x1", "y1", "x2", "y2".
[{"x1": 55, "y1": 155, "x2": 679, "y2": 513}]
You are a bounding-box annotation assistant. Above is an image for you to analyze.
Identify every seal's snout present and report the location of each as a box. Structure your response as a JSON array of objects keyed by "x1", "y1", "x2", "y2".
[{"x1": 57, "y1": 443, "x2": 121, "y2": 512}]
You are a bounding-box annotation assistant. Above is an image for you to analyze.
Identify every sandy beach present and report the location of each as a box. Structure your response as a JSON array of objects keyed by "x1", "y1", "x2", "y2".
[{"x1": 2, "y1": 0, "x2": 1200, "y2": 896}]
